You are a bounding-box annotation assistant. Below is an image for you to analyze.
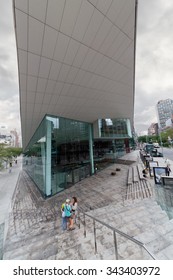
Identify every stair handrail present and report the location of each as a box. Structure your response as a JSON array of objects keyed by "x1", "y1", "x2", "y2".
[{"x1": 78, "y1": 206, "x2": 156, "y2": 260}]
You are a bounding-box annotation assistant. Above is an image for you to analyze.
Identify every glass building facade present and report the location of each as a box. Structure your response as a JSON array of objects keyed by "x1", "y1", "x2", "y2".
[{"x1": 23, "y1": 115, "x2": 132, "y2": 197}]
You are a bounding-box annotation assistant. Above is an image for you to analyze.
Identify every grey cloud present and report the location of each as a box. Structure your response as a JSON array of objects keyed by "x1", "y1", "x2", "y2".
[
  {"x1": 0, "y1": 64, "x2": 18, "y2": 101},
  {"x1": 0, "y1": 96, "x2": 20, "y2": 132},
  {"x1": 0, "y1": 0, "x2": 14, "y2": 35},
  {"x1": 0, "y1": 53, "x2": 9, "y2": 62},
  {"x1": 0, "y1": 64, "x2": 15, "y2": 81},
  {"x1": 137, "y1": 0, "x2": 164, "y2": 33}
]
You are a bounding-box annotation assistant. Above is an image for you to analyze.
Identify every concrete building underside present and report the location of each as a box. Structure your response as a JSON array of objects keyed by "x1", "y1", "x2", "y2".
[{"x1": 13, "y1": 0, "x2": 137, "y2": 197}]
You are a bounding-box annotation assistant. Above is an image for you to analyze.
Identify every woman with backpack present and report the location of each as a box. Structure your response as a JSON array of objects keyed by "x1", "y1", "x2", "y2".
[{"x1": 64, "y1": 198, "x2": 75, "y2": 230}]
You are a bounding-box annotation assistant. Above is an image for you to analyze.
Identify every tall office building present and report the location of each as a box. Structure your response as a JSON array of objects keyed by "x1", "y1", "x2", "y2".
[
  {"x1": 13, "y1": 0, "x2": 138, "y2": 197},
  {"x1": 148, "y1": 123, "x2": 158, "y2": 136},
  {"x1": 156, "y1": 99, "x2": 173, "y2": 129}
]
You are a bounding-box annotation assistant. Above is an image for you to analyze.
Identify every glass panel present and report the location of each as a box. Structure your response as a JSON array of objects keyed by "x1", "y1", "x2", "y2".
[
  {"x1": 49, "y1": 115, "x2": 90, "y2": 195},
  {"x1": 23, "y1": 115, "x2": 91, "y2": 197},
  {"x1": 73, "y1": 168, "x2": 80, "y2": 183},
  {"x1": 23, "y1": 118, "x2": 47, "y2": 196},
  {"x1": 99, "y1": 118, "x2": 130, "y2": 138}
]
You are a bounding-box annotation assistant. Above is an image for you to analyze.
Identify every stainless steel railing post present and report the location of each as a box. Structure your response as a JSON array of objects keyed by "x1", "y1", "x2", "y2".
[
  {"x1": 113, "y1": 230, "x2": 118, "y2": 260},
  {"x1": 93, "y1": 219, "x2": 97, "y2": 254},
  {"x1": 84, "y1": 213, "x2": 86, "y2": 237},
  {"x1": 78, "y1": 212, "x2": 80, "y2": 229}
]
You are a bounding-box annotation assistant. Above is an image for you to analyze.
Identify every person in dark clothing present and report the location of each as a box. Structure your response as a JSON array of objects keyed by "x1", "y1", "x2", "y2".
[{"x1": 166, "y1": 165, "x2": 171, "y2": 176}]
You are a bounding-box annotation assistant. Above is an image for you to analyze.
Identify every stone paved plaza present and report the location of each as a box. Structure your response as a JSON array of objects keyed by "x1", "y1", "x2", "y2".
[{"x1": 1, "y1": 151, "x2": 173, "y2": 260}]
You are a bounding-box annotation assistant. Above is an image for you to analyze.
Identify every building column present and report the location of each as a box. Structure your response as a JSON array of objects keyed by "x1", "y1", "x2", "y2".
[
  {"x1": 126, "y1": 119, "x2": 132, "y2": 137},
  {"x1": 41, "y1": 142, "x2": 46, "y2": 188},
  {"x1": 88, "y1": 124, "x2": 94, "y2": 175},
  {"x1": 45, "y1": 119, "x2": 52, "y2": 196},
  {"x1": 112, "y1": 139, "x2": 116, "y2": 162}
]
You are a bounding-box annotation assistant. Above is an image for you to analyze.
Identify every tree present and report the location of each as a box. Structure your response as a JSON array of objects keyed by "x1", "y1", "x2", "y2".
[
  {"x1": 138, "y1": 135, "x2": 159, "y2": 144},
  {"x1": 160, "y1": 128, "x2": 173, "y2": 147},
  {"x1": 0, "y1": 144, "x2": 9, "y2": 169},
  {"x1": 137, "y1": 135, "x2": 147, "y2": 143},
  {"x1": 0, "y1": 144, "x2": 23, "y2": 169}
]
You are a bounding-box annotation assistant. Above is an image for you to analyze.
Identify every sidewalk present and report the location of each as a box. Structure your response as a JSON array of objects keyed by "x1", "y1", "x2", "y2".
[{"x1": 0, "y1": 158, "x2": 22, "y2": 259}]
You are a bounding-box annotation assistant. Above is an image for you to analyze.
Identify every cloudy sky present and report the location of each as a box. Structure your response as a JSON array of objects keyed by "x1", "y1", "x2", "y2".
[
  {"x1": 0, "y1": 0, "x2": 20, "y2": 134},
  {"x1": 0, "y1": 0, "x2": 173, "y2": 140},
  {"x1": 135, "y1": 0, "x2": 173, "y2": 134}
]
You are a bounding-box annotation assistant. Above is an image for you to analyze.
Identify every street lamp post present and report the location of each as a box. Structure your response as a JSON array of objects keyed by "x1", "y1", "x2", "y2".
[{"x1": 159, "y1": 132, "x2": 164, "y2": 157}]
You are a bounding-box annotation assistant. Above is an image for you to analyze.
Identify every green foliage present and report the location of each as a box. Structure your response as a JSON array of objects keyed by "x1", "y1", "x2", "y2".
[
  {"x1": 138, "y1": 128, "x2": 173, "y2": 147},
  {"x1": 138, "y1": 135, "x2": 159, "y2": 144},
  {"x1": 0, "y1": 144, "x2": 23, "y2": 169},
  {"x1": 5, "y1": 147, "x2": 23, "y2": 157},
  {"x1": 160, "y1": 128, "x2": 173, "y2": 144}
]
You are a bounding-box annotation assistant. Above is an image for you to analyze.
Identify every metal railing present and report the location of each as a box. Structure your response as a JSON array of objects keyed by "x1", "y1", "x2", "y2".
[{"x1": 78, "y1": 207, "x2": 156, "y2": 260}]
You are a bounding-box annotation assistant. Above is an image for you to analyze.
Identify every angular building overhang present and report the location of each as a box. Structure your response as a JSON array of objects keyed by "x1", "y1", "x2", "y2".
[{"x1": 13, "y1": 0, "x2": 137, "y2": 149}]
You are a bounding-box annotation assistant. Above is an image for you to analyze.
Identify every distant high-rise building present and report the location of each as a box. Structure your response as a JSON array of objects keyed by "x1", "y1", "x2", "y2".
[
  {"x1": 156, "y1": 99, "x2": 173, "y2": 129},
  {"x1": 148, "y1": 123, "x2": 159, "y2": 136},
  {"x1": 10, "y1": 129, "x2": 20, "y2": 147}
]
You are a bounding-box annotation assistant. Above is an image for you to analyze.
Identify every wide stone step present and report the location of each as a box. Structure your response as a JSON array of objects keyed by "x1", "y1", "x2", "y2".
[
  {"x1": 55, "y1": 231, "x2": 147, "y2": 260},
  {"x1": 144, "y1": 225, "x2": 173, "y2": 257},
  {"x1": 155, "y1": 244, "x2": 173, "y2": 259},
  {"x1": 134, "y1": 220, "x2": 173, "y2": 255},
  {"x1": 3, "y1": 233, "x2": 59, "y2": 260},
  {"x1": 4, "y1": 187, "x2": 173, "y2": 260},
  {"x1": 84, "y1": 205, "x2": 168, "y2": 231},
  {"x1": 96, "y1": 214, "x2": 168, "y2": 240},
  {"x1": 4, "y1": 210, "x2": 172, "y2": 260},
  {"x1": 4, "y1": 218, "x2": 57, "y2": 249}
]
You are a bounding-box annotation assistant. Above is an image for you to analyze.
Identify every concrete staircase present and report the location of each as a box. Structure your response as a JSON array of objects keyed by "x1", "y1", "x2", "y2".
[
  {"x1": 126, "y1": 164, "x2": 153, "y2": 200},
  {"x1": 3, "y1": 161, "x2": 173, "y2": 260},
  {"x1": 3, "y1": 197, "x2": 173, "y2": 260}
]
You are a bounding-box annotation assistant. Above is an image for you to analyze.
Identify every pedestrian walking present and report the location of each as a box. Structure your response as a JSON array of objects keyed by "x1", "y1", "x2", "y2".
[
  {"x1": 61, "y1": 201, "x2": 67, "y2": 231},
  {"x1": 165, "y1": 158, "x2": 171, "y2": 168},
  {"x1": 64, "y1": 198, "x2": 75, "y2": 230},
  {"x1": 9, "y1": 162, "x2": 12, "y2": 173},
  {"x1": 71, "y1": 197, "x2": 78, "y2": 224},
  {"x1": 166, "y1": 165, "x2": 171, "y2": 176}
]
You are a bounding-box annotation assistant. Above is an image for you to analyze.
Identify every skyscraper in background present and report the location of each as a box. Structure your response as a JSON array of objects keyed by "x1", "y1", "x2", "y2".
[
  {"x1": 148, "y1": 123, "x2": 158, "y2": 136},
  {"x1": 156, "y1": 99, "x2": 173, "y2": 129}
]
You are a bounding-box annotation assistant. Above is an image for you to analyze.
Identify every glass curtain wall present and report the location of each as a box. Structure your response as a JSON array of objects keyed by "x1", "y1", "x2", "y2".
[
  {"x1": 23, "y1": 116, "x2": 132, "y2": 197},
  {"x1": 23, "y1": 115, "x2": 90, "y2": 197},
  {"x1": 50, "y1": 116, "x2": 90, "y2": 195},
  {"x1": 23, "y1": 118, "x2": 47, "y2": 196},
  {"x1": 92, "y1": 118, "x2": 132, "y2": 171},
  {"x1": 99, "y1": 118, "x2": 130, "y2": 138}
]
